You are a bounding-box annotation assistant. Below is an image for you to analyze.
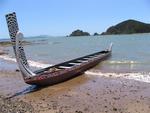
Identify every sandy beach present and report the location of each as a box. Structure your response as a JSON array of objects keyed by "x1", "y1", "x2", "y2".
[{"x1": 0, "y1": 59, "x2": 150, "y2": 113}]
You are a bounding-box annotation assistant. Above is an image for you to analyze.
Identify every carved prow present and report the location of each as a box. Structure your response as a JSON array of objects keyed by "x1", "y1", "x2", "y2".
[
  {"x1": 16, "y1": 32, "x2": 36, "y2": 77},
  {"x1": 6, "y1": 12, "x2": 35, "y2": 78}
]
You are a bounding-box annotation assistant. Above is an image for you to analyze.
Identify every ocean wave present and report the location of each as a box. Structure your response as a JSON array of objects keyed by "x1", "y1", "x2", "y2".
[
  {"x1": 85, "y1": 71, "x2": 150, "y2": 83},
  {"x1": 0, "y1": 55, "x2": 52, "y2": 68},
  {"x1": 103, "y1": 60, "x2": 139, "y2": 64}
]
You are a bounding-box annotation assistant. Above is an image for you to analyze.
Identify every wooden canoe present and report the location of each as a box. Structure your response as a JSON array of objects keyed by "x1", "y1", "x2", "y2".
[{"x1": 5, "y1": 12, "x2": 112, "y2": 86}]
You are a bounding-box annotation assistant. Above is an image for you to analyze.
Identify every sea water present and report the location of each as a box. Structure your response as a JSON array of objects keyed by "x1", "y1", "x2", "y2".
[{"x1": 1, "y1": 33, "x2": 150, "y2": 73}]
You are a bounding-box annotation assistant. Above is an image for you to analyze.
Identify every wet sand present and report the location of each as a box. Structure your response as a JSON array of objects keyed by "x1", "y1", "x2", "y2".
[{"x1": 0, "y1": 63, "x2": 150, "y2": 113}]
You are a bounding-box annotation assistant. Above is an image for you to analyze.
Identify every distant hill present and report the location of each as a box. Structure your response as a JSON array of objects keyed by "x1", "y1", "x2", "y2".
[
  {"x1": 101, "y1": 19, "x2": 150, "y2": 35},
  {"x1": 69, "y1": 29, "x2": 90, "y2": 36}
]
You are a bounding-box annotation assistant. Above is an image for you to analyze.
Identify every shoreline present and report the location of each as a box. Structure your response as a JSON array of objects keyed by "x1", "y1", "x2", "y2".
[
  {"x1": 0, "y1": 60, "x2": 150, "y2": 112},
  {"x1": 0, "y1": 46, "x2": 7, "y2": 55}
]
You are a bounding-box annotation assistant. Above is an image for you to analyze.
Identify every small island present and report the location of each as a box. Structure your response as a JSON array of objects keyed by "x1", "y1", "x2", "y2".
[
  {"x1": 69, "y1": 29, "x2": 90, "y2": 36},
  {"x1": 93, "y1": 32, "x2": 100, "y2": 36},
  {"x1": 101, "y1": 19, "x2": 150, "y2": 35},
  {"x1": 68, "y1": 19, "x2": 150, "y2": 37}
]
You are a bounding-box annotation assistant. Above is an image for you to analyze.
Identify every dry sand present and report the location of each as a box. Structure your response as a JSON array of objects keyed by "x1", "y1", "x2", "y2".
[{"x1": 0, "y1": 63, "x2": 150, "y2": 113}]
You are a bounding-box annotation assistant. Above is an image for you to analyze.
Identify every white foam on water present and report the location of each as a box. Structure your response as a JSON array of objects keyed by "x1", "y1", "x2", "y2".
[
  {"x1": 0, "y1": 55, "x2": 16, "y2": 62},
  {"x1": 0, "y1": 55, "x2": 52, "y2": 68},
  {"x1": 1, "y1": 54, "x2": 150, "y2": 83},
  {"x1": 104, "y1": 60, "x2": 139, "y2": 64},
  {"x1": 28, "y1": 60, "x2": 51, "y2": 68},
  {"x1": 85, "y1": 71, "x2": 150, "y2": 83}
]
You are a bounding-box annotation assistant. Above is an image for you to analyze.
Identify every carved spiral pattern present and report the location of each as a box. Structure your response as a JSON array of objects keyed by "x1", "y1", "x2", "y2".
[
  {"x1": 6, "y1": 12, "x2": 19, "y2": 42},
  {"x1": 6, "y1": 12, "x2": 29, "y2": 67},
  {"x1": 18, "y1": 41, "x2": 28, "y2": 66}
]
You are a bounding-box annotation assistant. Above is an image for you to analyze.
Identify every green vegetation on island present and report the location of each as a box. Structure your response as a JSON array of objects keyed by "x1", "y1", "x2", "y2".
[
  {"x1": 101, "y1": 19, "x2": 150, "y2": 35},
  {"x1": 69, "y1": 29, "x2": 90, "y2": 36}
]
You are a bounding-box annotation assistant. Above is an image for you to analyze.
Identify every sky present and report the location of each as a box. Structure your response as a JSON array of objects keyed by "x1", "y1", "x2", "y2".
[{"x1": 0, "y1": 0, "x2": 150, "y2": 39}]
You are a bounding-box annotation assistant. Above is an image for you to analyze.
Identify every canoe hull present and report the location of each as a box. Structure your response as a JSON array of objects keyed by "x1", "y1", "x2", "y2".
[{"x1": 25, "y1": 51, "x2": 111, "y2": 86}]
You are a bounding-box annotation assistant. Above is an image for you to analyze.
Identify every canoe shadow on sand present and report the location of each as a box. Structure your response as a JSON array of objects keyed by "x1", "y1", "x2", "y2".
[
  {"x1": 6, "y1": 74, "x2": 89, "y2": 99},
  {"x1": 6, "y1": 85, "x2": 45, "y2": 99}
]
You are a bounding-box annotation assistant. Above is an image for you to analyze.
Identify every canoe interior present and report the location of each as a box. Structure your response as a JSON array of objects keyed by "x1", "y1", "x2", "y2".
[{"x1": 34, "y1": 50, "x2": 109, "y2": 74}]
